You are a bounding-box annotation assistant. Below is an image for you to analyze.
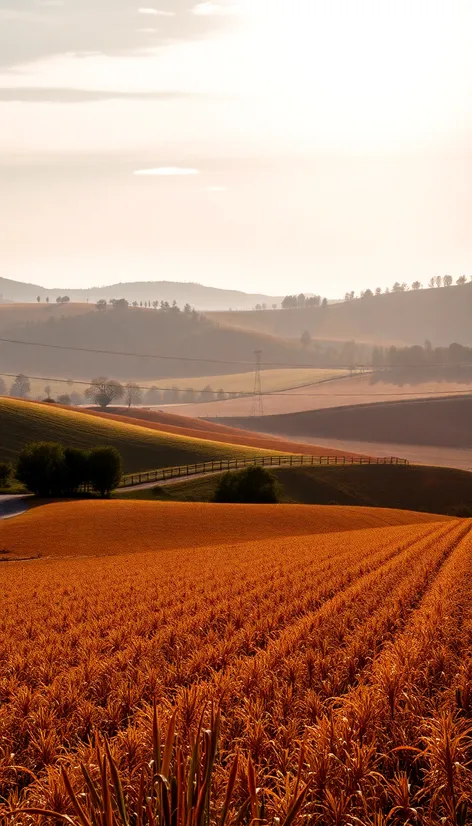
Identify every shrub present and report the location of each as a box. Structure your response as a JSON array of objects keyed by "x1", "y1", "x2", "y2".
[
  {"x1": 214, "y1": 465, "x2": 280, "y2": 504},
  {"x1": 15, "y1": 442, "x2": 122, "y2": 498},
  {"x1": 88, "y1": 446, "x2": 122, "y2": 497},
  {"x1": 16, "y1": 442, "x2": 66, "y2": 497},
  {"x1": 63, "y1": 447, "x2": 89, "y2": 495},
  {"x1": 0, "y1": 461, "x2": 12, "y2": 487}
]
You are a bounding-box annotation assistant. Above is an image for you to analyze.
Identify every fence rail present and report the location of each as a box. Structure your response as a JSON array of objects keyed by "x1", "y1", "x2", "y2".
[{"x1": 120, "y1": 454, "x2": 409, "y2": 489}]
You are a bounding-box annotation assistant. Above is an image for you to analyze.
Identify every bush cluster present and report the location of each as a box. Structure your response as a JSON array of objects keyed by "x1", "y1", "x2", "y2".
[
  {"x1": 213, "y1": 465, "x2": 280, "y2": 504},
  {"x1": 0, "y1": 461, "x2": 13, "y2": 487},
  {"x1": 16, "y1": 442, "x2": 122, "y2": 498}
]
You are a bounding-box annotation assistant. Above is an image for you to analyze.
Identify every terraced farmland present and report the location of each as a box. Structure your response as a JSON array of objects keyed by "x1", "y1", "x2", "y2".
[{"x1": 0, "y1": 503, "x2": 470, "y2": 825}]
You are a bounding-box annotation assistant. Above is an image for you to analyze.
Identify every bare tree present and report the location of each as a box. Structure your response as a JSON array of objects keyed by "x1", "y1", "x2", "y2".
[
  {"x1": 457, "y1": 275, "x2": 467, "y2": 285},
  {"x1": 443, "y1": 274, "x2": 453, "y2": 287},
  {"x1": 411, "y1": 281, "x2": 422, "y2": 290},
  {"x1": 11, "y1": 374, "x2": 31, "y2": 398},
  {"x1": 85, "y1": 377, "x2": 124, "y2": 408},
  {"x1": 435, "y1": 275, "x2": 442, "y2": 288},
  {"x1": 125, "y1": 382, "x2": 142, "y2": 409}
]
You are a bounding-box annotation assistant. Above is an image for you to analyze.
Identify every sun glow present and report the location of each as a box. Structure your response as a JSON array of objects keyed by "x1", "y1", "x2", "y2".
[{"x1": 239, "y1": 0, "x2": 472, "y2": 147}]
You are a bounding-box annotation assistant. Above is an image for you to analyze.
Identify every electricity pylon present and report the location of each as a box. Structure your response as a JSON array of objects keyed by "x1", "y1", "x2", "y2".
[{"x1": 251, "y1": 349, "x2": 264, "y2": 417}]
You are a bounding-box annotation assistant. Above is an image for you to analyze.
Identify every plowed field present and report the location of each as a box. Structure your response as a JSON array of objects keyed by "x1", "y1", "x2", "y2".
[{"x1": 1, "y1": 508, "x2": 471, "y2": 825}]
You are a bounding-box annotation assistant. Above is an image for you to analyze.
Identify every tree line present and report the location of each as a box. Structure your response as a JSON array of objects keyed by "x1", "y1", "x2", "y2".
[
  {"x1": 372, "y1": 341, "x2": 472, "y2": 371},
  {"x1": 371, "y1": 342, "x2": 472, "y2": 384},
  {"x1": 0, "y1": 443, "x2": 122, "y2": 497},
  {"x1": 281, "y1": 294, "x2": 328, "y2": 309},
  {"x1": 0, "y1": 374, "x2": 231, "y2": 407},
  {"x1": 346, "y1": 274, "x2": 472, "y2": 302}
]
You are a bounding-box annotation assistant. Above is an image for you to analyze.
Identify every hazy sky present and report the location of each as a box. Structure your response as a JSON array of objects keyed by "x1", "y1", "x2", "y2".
[{"x1": 2, "y1": 0, "x2": 472, "y2": 296}]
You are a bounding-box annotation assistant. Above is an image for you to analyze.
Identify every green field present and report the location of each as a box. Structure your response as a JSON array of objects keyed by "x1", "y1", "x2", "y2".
[
  {"x1": 0, "y1": 398, "x2": 273, "y2": 473},
  {"x1": 118, "y1": 464, "x2": 472, "y2": 517}
]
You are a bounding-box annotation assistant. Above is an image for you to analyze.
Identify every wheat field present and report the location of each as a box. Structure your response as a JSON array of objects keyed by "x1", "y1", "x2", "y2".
[{"x1": 0, "y1": 502, "x2": 471, "y2": 824}]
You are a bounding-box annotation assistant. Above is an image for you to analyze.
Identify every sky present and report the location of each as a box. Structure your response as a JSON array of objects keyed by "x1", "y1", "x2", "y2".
[{"x1": 1, "y1": 0, "x2": 472, "y2": 297}]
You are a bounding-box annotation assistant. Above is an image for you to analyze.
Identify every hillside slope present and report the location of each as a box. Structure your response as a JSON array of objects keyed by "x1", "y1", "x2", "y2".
[
  {"x1": 224, "y1": 395, "x2": 472, "y2": 449},
  {"x1": 209, "y1": 282, "x2": 472, "y2": 347},
  {"x1": 0, "y1": 500, "x2": 447, "y2": 560},
  {"x1": 0, "y1": 398, "x2": 274, "y2": 471},
  {"x1": 145, "y1": 464, "x2": 472, "y2": 517},
  {"x1": 92, "y1": 406, "x2": 360, "y2": 457},
  {"x1": 0, "y1": 304, "x2": 312, "y2": 380}
]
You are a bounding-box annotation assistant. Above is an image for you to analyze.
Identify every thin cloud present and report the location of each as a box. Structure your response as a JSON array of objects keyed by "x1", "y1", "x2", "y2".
[
  {"x1": 207, "y1": 185, "x2": 227, "y2": 192},
  {"x1": 0, "y1": 1, "x2": 235, "y2": 69},
  {"x1": 137, "y1": 7, "x2": 175, "y2": 15},
  {"x1": 134, "y1": 167, "x2": 200, "y2": 176},
  {"x1": 0, "y1": 87, "x2": 208, "y2": 102}
]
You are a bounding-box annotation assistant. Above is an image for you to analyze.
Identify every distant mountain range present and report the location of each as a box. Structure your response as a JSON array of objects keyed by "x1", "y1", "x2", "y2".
[{"x1": 0, "y1": 277, "x2": 282, "y2": 312}]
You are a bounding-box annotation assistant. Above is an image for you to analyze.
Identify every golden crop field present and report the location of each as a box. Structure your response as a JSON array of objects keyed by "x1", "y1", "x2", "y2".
[
  {"x1": 149, "y1": 368, "x2": 350, "y2": 394},
  {"x1": 0, "y1": 397, "x2": 277, "y2": 471},
  {"x1": 0, "y1": 502, "x2": 471, "y2": 825}
]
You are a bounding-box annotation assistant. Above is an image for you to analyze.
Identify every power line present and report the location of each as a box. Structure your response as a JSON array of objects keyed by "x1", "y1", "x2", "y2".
[
  {"x1": 251, "y1": 350, "x2": 264, "y2": 417},
  {"x1": 1, "y1": 371, "x2": 471, "y2": 399},
  {"x1": 2, "y1": 335, "x2": 472, "y2": 372}
]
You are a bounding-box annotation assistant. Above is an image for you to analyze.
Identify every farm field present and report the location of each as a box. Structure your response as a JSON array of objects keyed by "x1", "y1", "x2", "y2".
[
  {"x1": 226, "y1": 395, "x2": 472, "y2": 451},
  {"x1": 121, "y1": 463, "x2": 472, "y2": 516},
  {"x1": 0, "y1": 397, "x2": 277, "y2": 471},
  {"x1": 0, "y1": 368, "x2": 349, "y2": 404},
  {"x1": 0, "y1": 499, "x2": 444, "y2": 559},
  {"x1": 278, "y1": 435, "x2": 472, "y2": 473},
  {"x1": 147, "y1": 368, "x2": 350, "y2": 394},
  {"x1": 165, "y1": 373, "x2": 472, "y2": 417},
  {"x1": 89, "y1": 406, "x2": 360, "y2": 457},
  {"x1": 0, "y1": 510, "x2": 470, "y2": 825}
]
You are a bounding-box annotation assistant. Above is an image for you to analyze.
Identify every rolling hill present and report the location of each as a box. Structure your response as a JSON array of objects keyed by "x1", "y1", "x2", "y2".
[
  {"x1": 0, "y1": 499, "x2": 448, "y2": 560},
  {"x1": 132, "y1": 463, "x2": 472, "y2": 517},
  {"x1": 223, "y1": 395, "x2": 472, "y2": 450},
  {"x1": 209, "y1": 281, "x2": 472, "y2": 347},
  {"x1": 0, "y1": 276, "x2": 281, "y2": 311},
  {"x1": 0, "y1": 397, "x2": 277, "y2": 471},
  {"x1": 90, "y1": 406, "x2": 360, "y2": 457},
  {"x1": 0, "y1": 302, "x2": 313, "y2": 381}
]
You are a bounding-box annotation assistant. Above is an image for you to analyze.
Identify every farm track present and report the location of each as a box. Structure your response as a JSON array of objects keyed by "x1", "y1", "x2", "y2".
[{"x1": 1, "y1": 518, "x2": 471, "y2": 824}]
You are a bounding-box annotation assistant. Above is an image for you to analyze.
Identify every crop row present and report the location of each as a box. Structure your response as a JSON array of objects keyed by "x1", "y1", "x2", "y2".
[{"x1": 1, "y1": 519, "x2": 471, "y2": 824}]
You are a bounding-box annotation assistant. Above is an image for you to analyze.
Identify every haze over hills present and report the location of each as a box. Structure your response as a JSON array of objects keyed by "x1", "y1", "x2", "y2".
[
  {"x1": 0, "y1": 302, "x2": 312, "y2": 382},
  {"x1": 0, "y1": 277, "x2": 281, "y2": 312},
  {"x1": 210, "y1": 282, "x2": 472, "y2": 347}
]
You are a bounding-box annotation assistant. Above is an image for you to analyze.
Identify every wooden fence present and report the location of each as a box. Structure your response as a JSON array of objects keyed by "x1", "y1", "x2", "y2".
[{"x1": 120, "y1": 454, "x2": 409, "y2": 489}]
